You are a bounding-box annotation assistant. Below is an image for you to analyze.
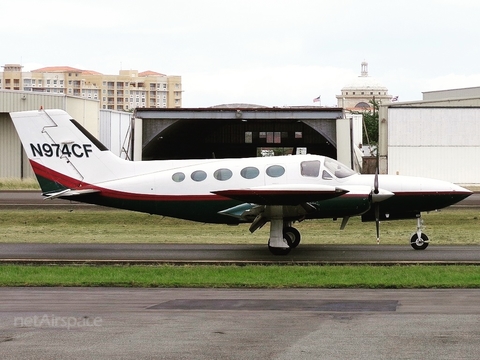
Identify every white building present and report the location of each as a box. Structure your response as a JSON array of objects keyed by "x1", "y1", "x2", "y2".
[{"x1": 379, "y1": 88, "x2": 480, "y2": 185}]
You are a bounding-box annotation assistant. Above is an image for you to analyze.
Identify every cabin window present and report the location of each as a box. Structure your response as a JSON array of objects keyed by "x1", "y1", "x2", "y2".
[
  {"x1": 191, "y1": 170, "x2": 207, "y2": 182},
  {"x1": 266, "y1": 165, "x2": 285, "y2": 178},
  {"x1": 172, "y1": 172, "x2": 185, "y2": 182},
  {"x1": 240, "y1": 167, "x2": 260, "y2": 179},
  {"x1": 301, "y1": 160, "x2": 320, "y2": 177},
  {"x1": 214, "y1": 168, "x2": 233, "y2": 181},
  {"x1": 324, "y1": 158, "x2": 356, "y2": 178},
  {"x1": 322, "y1": 170, "x2": 333, "y2": 180}
]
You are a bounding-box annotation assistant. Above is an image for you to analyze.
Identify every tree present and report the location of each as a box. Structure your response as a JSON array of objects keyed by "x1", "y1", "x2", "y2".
[{"x1": 353, "y1": 98, "x2": 379, "y2": 146}]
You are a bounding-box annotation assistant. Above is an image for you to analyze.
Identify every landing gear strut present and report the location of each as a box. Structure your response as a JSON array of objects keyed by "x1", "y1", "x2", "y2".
[
  {"x1": 268, "y1": 225, "x2": 301, "y2": 255},
  {"x1": 266, "y1": 207, "x2": 303, "y2": 255},
  {"x1": 410, "y1": 215, "x2": 429, "y2": 250}
]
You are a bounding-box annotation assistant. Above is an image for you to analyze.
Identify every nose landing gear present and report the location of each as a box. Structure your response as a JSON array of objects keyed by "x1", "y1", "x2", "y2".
[{"x1": 410, "y1": 215, "x2": 429, "y2": 250}]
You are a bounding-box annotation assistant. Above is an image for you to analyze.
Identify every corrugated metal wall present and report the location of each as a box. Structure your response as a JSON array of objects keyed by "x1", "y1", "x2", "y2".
[
  {"x1": 99, "y1": 110, "x2": 133, "y2": 159},
  {"x1": 388, "y1": 107, "x2": 480, "y2": 184},
  {"x1": 0, "y1": 91, "x2": 100, "y2": 179},
  {"x1": 0, "y1": 91, "x2": 66, "y2": 113},
  {"x1": 0, "y1": 113, "x2": 34, "y2": 178}
]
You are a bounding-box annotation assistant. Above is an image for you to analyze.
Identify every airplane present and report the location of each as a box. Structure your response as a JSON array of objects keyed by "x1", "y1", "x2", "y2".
[{"x1": 10, "y1": 108, "x2": 472, "y2": 255}]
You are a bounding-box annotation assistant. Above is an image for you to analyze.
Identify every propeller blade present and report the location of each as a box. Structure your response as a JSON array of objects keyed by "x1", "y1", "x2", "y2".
[
  {"x1": 375, "y1": 203, "x2": 380, "y2": 244},
  {"x1": 374, "y1": 166, "x2": 379, "y2": 194}
]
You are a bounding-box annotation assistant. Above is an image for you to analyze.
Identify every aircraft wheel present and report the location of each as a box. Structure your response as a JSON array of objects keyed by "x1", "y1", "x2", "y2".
[
  {"x1": 268, "y1": 244, "x2": 291, "y2": 255},
  {"x1": 283, "y1": 226, "x2": 301, "y2": 248},
  {"x1": 410, "y1": 233, "x2": 429, "y2": 250}
]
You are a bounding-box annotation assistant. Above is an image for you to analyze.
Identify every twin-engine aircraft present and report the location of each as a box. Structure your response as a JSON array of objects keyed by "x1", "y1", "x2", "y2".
[{"x1": 10, "y1": 109, "x2": 472, "y2": 254}]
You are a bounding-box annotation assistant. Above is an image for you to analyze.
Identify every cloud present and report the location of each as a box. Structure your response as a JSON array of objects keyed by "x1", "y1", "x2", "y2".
[{"x1": 182, "y1": 65, "x2": 356, "y2": 107}]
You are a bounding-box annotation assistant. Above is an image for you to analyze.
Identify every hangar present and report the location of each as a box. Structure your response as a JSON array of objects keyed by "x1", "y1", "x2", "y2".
[
  {"x1": 132, "y1": 106, "x2": 361, "y2": 169},
  {"x1": 378, "y1": 88, "x2": 480, "y2": 185},
  {"x1": 0, "y1": 90, "x2": 131, "y2": 178}
]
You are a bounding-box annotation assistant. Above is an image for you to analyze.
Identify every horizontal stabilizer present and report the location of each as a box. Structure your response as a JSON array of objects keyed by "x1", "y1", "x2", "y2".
[{"x1": 43, "y1": 188, "x2": 100, "y2": 200}]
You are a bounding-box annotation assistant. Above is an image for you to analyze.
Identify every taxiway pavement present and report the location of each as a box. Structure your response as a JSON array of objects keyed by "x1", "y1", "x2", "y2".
[
  {"x1": 2, "y1": 243, "x2": 480, "y2": 264},
  {"x1": 1, "y1": 288, "x2": 480, "y2": 359}
]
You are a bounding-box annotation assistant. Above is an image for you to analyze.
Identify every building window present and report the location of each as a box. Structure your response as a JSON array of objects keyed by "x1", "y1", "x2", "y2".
[
  {"x1": 266, "y1": 132, "x2": 281, "y2": 144},
  {"x1": 245, "y1": 131, "x2": 252, "y2": 143}
]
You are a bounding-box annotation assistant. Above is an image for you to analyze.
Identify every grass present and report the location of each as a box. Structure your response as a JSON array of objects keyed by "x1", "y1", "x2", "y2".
[
  {"x1": 0, "y1": 178, "x2": 40, "y2": 190},
  {"x1": 1, "y1": 204, "x2": 479, "y2": 289},
  {"x1": 1, "y1": 264, "x2": 480, "y2": 288},
  {"x1": 0, "y1": 208, "x2": 479, "y2": 245}
]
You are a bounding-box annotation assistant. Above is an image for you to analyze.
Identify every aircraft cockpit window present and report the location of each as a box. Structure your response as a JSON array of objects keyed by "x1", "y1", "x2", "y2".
[
  {"x1": 191, "y1": 170, "x2": 207, "y2": 182},
  {"x1": 240, "y1": 167, "x2": 260, "y2": 179},
  {"x1": 322, "y1": 170, "x2": 333, "y2": 180},
  {"x1": 266, "y1": 165, "x2": 285, "y2": 178},
  {"x1": 172, "y1": 172, "x2": 185, "y2": 182},
  {"x1": 214, "y1": 168, "x2": 233, "y2": 181},
  {"x1": 301, "y1": 160, "x2": 320, "y2": 177},
  {"x1": 324, "y1": 158, "x2": 356, "y2": 178}
]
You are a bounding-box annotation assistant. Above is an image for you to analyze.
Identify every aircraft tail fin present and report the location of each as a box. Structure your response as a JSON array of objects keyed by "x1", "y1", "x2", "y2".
[{"x1": 10, "y1": 109, "x2": 127, "y2": 195}]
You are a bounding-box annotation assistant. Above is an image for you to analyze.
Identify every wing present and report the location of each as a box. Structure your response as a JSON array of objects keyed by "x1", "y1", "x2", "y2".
[{"x1": 212, "y1": 184, "x2": 348, "y2": 205}]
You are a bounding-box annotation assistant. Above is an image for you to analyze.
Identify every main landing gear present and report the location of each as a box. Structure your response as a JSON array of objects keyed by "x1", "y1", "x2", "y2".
[
  {"x1": 410, "y1": 215, "x2": 429, "y2": 250},
  {"x1": 267, "y1": 207, "x2": 302, "y2": 255},
  {"x1": 268, "y1": 225, "x2": 301, "y2": 255}
]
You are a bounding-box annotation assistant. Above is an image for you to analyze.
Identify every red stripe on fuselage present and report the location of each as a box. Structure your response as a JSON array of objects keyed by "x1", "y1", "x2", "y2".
[{"x1": 29, "y1": 159, "x2": 224, "y2": 202}]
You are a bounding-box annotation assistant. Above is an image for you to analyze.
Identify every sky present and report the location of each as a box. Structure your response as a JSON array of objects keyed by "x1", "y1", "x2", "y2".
[{"x1": 2, "y1": 0, "x2": 480, "y2": 108}]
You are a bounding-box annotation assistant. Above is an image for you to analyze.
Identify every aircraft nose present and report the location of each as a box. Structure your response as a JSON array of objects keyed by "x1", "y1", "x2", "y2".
[
  {"x1": 451, "y1": 184, "x2": 473, "y2": 200},
  {"x1": 440, "y1": 183, "x2": 473, "y2": 207}
]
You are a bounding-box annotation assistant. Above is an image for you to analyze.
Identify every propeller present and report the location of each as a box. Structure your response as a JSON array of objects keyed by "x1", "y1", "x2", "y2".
[
  {"x1": 374, "y1": 166, "x2": 380, "y2": 244},
  {"x1": 369, "y1": 133, "x2": 394, "y2": 243},
  {"x1": 372, "y1": 98, "x2": 382, "y2": 244},
  {"x1": 366, "y1": 96, "x2": 393, "y2": 243}
]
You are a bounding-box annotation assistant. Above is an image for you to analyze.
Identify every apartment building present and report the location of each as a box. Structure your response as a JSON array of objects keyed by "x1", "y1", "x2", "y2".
[{"x1": 1, "y1": 64, "x2": 182, "y2": 110}]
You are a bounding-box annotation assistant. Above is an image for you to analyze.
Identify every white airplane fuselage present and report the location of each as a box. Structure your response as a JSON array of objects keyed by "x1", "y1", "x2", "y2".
[{"x1": 10, "y1": 109, "x2": 472, "y2": 253}]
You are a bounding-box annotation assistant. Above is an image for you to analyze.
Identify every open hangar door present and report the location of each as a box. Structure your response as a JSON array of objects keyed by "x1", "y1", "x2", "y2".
[
  {"x1": 135, "y1": 107, "x2": 343, "y2": 161},
  {"x1": 141, "y1": 118, "x2": 336, "y2": 160}
]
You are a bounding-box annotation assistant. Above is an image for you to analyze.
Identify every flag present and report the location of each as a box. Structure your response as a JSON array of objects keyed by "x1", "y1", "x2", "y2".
[
  {"x1": 391, "y1": 96, "x2": 398, "y2": 102},
  {"x1": 313, "y1": 95, "x2": 321, "y2": 103}
]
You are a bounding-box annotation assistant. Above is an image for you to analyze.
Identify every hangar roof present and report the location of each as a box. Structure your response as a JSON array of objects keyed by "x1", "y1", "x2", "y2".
[{"x1": 134, "y1": 107, "x2": 344, "y2": 120}]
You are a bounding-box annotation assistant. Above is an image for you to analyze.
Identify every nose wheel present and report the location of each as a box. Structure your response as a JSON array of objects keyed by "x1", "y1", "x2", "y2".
[
  {"x1": 410, "y1": 233, "x2": 429, "y2": 250},
  {"x1": 410, "y1": 215, "x2": 429, "y2": 250}
]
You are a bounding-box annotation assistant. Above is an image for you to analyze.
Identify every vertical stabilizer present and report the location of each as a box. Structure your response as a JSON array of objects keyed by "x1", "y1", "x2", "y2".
[{"x1": 10, "y1": 109, "x2": 126, "y2": 194}]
